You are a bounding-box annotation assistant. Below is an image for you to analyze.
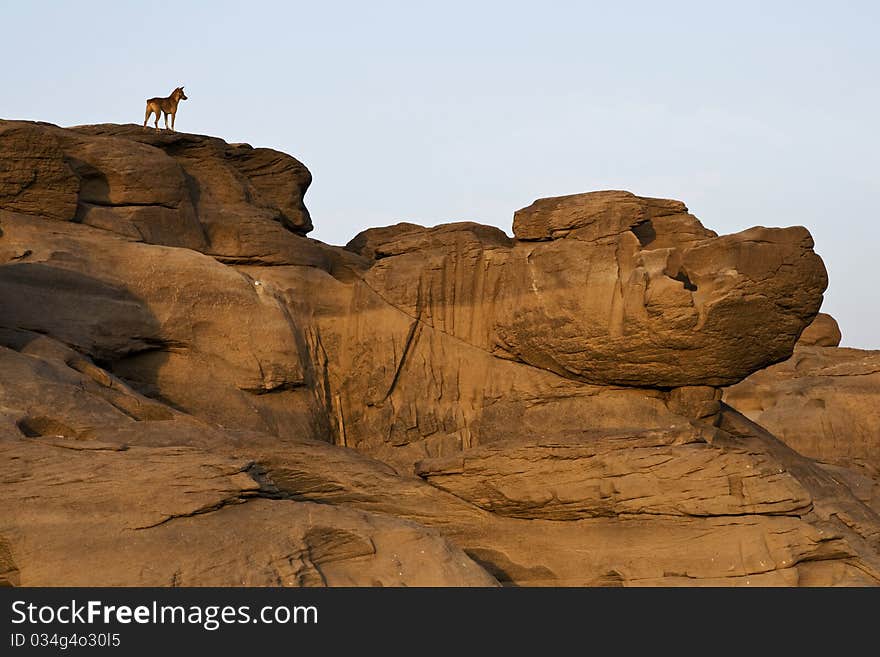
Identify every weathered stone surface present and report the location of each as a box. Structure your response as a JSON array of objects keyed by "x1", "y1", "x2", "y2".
[
  {"x1": 73, "y1": 123, "x2": 313, "y2": 235},
  {"x1": 343, "y1": 193, "x2": 827, "y2": 393},
  {"x1": 1, "y1": 121, "x2": 877, "y2": 587},
  {"x1": 57, "y1": 127, "x2": 207, "y2": 249},
  {"x1": 819, "y1": 462, "x2": 880, "y2": 516},
  {"x1": 722, "y1": 313, "x2": 879, "y2": 521},
  {"x1": 0, "y1": 441, "x2": 494, "y2": 586},
  {"x1": 0, "y1": 120, "x2": 315, "y2": 261},
  {"x1": 724, "y1": 344, "x2": 880, "y2": 471},
  {"x1": 253, "y1": 404, "x2": 880, "y2": 586},
  {"x1": 0, "y1": 122, "x2": 831, "y2": 466},
  {"x1": 666, "y1": 385, "x2": 723, "y2": 422},
  {"x1": 2, "y1": 334, "x2": 878, "y2": 586},
  {"x1": 512, "y1": 190, "x2": 712, "y2": 247},
  {"x1": 494, "y1": 223, "x2": 827, "y2": 388},
  {"x1": 798, "y1": 312, "x2": 842, "y2": 347},
  {"x1": 414, "y1": 425, "x2": 812, "y2": 520},
  {"x1": 252, "y1": 262, "x2": 681, "y2": 471},
  {"x1": 0, "y1": 340, "x2": 495, "y2": 586},
  {"x1": 347, "y1": 221, "x2": 513, "y2": 260},
  {"x1": 0, "y1": 214, "x2": 324, "y2": 440},
  {"x1": 0, "y1": 122, "x2": 79, "y2": 221}
]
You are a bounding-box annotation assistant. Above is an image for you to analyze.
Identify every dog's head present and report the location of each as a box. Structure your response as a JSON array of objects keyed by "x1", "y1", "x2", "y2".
[{"x1": 175, "y1": 86, "x2": 188, "y2": 101}]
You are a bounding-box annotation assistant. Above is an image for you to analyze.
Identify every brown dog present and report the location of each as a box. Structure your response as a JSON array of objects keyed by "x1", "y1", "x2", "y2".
[{"x1": 143, "y1": 86, "x2": 188, "y2": 132}]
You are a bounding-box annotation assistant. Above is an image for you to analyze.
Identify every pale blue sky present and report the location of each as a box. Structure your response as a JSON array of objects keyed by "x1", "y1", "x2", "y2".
[{"x1": 3, "y1": 1, "x2": 878, "y2": 347}]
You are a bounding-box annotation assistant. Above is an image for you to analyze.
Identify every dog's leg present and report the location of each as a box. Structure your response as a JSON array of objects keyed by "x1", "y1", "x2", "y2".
[
  {"x1": 154, "y1": 110, "x2": 161, "y2": 132},
  {"x1": 143, "y1": 105, "x2": 150, "y2": 128},
  {"x1": 164, "y1": 112, "x2": 170, "y2": 130},
  {"x1": 171, "y1": 112, "x2": 175, "y2": 132}
]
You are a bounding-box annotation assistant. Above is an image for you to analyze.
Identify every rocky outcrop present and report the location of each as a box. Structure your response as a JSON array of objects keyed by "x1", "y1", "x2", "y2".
[
  {"x1": 2, "y1": 438, "x2": 494, "y2": 587},
  {"x1": 797, "y1": 313, "x2": 842, "y2": 347},
  {"x1": 414, "y1": 425, "x2": 813, "y2": 520},
  {"x1": 0, "y1": 121, "x2": 80, "y2": 222},
  {"x1": 345, "y1": 191, "x2": 827, "y2": 391},
  {"x1": 724, "y1": 315, "x2": 880, "y2": 476},
  {"x1": 1, "y1": 119, "x2": 877, "y2": 586}
]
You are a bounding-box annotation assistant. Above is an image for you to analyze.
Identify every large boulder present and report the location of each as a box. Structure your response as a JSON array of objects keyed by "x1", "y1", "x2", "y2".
[{"x1": 1, "y1": 331, "x2": 878, "y2": 586}]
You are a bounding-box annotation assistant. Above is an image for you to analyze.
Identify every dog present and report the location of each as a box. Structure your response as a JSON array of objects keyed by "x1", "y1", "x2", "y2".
[{"x1": 143, "y1": 86, "x2": 188, "y2": 132}]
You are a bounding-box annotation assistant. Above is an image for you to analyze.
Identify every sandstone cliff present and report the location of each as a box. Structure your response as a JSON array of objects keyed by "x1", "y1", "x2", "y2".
[{"x1": 1, "y1": 119, "x2": 878, "y2": 586}]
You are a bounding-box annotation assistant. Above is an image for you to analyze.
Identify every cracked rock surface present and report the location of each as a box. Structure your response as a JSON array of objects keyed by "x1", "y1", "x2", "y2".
[{"x1": 1, "y1": 120, "x2": 878, "y2": 586}]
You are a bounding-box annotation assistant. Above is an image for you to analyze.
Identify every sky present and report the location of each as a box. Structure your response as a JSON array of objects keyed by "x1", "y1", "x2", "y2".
[{"x1": 2, "y1": 1, "x2": 878, "y2": 348}]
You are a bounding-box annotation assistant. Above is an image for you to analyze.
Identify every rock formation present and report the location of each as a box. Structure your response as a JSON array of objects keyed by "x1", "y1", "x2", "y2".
[
  {"x1": 797, "y1": 312, "x2": 843, "y2": 347},
  {"x1": 725, "y1": 313, "x2": 880, "y2": 514},
  {"x1": 1, "y1": 119, "x2": 878, "y2": 586}
]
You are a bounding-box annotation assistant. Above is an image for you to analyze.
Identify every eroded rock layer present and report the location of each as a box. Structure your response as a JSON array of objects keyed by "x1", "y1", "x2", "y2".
[
  {"x1": 1, "y1": 119, "x2": 877, "y2": 586},
  {"x1": 725, "y1": 314, "x2": 880, "y2": 489}
]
